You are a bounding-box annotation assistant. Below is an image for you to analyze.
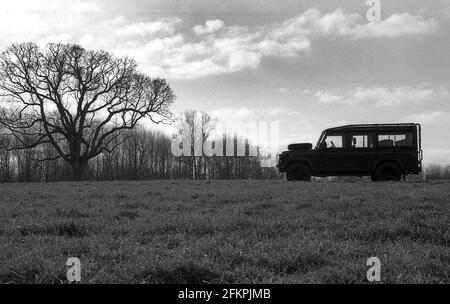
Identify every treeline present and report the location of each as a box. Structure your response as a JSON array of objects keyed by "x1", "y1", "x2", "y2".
[
  {"x1": 425, "y1": 164, "x2": 450, "y2": 180},
  {"x1": 0, "y1": 127, "x2": 278, "y2": 183}
]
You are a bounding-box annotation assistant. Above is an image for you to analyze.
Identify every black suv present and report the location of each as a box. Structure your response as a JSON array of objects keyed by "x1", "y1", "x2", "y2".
[{"x1": 277, "y1": 123, "x2": 423, "y2": 181}]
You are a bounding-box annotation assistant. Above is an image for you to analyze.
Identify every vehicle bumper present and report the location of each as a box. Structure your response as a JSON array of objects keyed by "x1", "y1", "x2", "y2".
[{"x1": 276, "y1": 155, "x2": 287, "y2": 172}]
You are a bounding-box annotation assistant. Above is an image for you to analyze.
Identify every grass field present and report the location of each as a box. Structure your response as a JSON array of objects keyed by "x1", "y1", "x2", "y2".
[{"x1": 0, "y1": 180, "x2": 448, "y2": 284}]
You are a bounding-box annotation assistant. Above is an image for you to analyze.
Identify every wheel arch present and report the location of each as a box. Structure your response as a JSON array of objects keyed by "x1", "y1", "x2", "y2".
[
  {"x1": 286, "y1": 159, "x2": 313, "y2": 172},
  {"x1": 373, "y1": 160, "x2": 403, "y2": 172}
]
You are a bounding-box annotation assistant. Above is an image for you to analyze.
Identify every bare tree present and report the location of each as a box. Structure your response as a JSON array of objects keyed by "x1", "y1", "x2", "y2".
[
  {"x1": 176, "y1": 110, "x2": 214, "y2": 179},
  {"x1": 0, "y1": 43, "x2": 175, "y2": 180},
  {"x1": 0, "y1": 132, "x2": 12, "y2": 182}
]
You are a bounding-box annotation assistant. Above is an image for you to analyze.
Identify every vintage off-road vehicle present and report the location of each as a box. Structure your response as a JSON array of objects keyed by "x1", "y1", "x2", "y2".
[{"x1": 277, "y1": 123, "x2": 423, "y2": 181}]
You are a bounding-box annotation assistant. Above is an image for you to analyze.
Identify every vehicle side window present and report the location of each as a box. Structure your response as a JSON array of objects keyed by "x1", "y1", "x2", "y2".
[
  {"x1": 324, "y1": 135, "x2": 344, "y2": 149},
  {"x1": 378, "y1": 133, "x2": 413, "y2": 147},
  {"x1": 395, "y1": 133, "x2": 413, "y2": 147},
  {"x1": 351, "y1": 134, "x2": 372, "y2": 148}
]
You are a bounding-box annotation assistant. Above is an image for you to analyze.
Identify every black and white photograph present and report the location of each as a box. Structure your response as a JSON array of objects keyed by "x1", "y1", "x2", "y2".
[{"x1": 0, "y1": 0, "x2": 448, "y2": 294}]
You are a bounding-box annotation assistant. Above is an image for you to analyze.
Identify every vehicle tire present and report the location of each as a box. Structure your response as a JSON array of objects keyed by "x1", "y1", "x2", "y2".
[
  {"x1": 374, "y1": 163, "x2": 401, "y2": 181},
  {"x1": 286, "y1": 163, "x2": 311, "y2": 181},
  {"x1": 370, "y1": 171, "x2": 378, "y2": 181}
]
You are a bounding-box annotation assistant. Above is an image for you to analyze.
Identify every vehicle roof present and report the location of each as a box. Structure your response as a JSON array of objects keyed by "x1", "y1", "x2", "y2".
[{"x1": 325, "y1": 123, "x2": 419, "y2": 133}]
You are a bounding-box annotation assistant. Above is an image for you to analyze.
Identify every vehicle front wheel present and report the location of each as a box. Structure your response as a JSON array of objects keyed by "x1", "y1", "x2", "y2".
[
  {"x1": 374, "y1": 163, "x2": 401, "y2": 181},
  {"x1": 286, "y1": 163, "x2": 311, "y2": 181}
]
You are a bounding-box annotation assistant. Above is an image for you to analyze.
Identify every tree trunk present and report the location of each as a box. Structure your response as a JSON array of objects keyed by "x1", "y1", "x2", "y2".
[{"x1": 71, "y1": 161, "x2": 88, "y2": 181}]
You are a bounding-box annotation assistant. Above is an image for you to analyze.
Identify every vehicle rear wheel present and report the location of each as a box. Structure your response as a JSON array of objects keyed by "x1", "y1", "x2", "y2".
[
  {"x1": 374, "y1": 163, "x2": 401, "y2": 181},
  {"x1": 286, "y1": 163, "x2": 311, "y2": 181},
  {"x1": 370, "y1": 171, "x2": 377, "y2": 181}
]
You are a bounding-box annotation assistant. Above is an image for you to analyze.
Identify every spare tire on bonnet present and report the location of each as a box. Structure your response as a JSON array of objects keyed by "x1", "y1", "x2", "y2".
[{"x1": 288, "y1": 143, "x2": 313, "y2": 151}]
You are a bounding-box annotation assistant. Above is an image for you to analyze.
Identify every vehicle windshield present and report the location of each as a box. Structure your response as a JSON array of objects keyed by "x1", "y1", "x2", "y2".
[{"x1": 315, "y1": 131, "x2": 345, "y2": 149}]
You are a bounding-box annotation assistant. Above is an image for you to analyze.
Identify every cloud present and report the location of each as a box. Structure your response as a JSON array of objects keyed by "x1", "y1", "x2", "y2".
[
  {"x1": 193, "y1": 19, "x2": 225, "y2": 35},
  {"x1": 264, "y1": 9, "x2": 438, "y2": 40},
  {"x1": 270, "y1": 8, "x2": 358, "y2": 38},
  {"x1": 115, "y1": 9, "x2": 438, "y2": 79},
  {"x1": 445, "y1": 6, "x2": 450, "y2": 18},
  {"x1": 1, "y1": 0, "x2": 99, "y2": 13},
  {"x1": 209, "y1": 107, "x2": 255, "y2": 121},
  {"x1": 0, "y1": 0, "x2": 100, "y2": 47},
  {"x1": 315, "y1": 84, "x2": 448, "y2": 107},
  {"x1": 277, "y1": 88, "x2": 290, "y2": 93},
  {"x1": 348, "y1": 13, "x2": 439, "y2": 39},
  {"x1": 315, "y1": 92, "x2": 347, "y2": 104},
  {"x1": 115, "y1": 18, "x2": 182, "y2": 37},
  {"x1": 0, "y1": 4, "x2": 441, "y2": 79},
  {"x1": 405, "y1": 111, "x2": 450, "y2": 125}
]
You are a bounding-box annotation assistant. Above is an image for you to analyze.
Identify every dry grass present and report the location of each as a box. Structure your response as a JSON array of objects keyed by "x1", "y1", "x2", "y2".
[{"x1": 0, "y1": 180, "x2": 448, "y2": 283}]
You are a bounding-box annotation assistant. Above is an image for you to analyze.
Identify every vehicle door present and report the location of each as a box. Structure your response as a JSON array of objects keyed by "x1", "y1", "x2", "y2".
[
  {"x1": 346, "y1": 133, "x2": 376, "y2": 173},
  {"x1": 315, "y1": 132, "x2": 348, "y2": 174}
]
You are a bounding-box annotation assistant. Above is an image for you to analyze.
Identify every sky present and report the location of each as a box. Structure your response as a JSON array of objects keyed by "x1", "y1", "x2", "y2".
[{"x1": 0, "y1": 0, "x2": 449, "y2": 164}]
